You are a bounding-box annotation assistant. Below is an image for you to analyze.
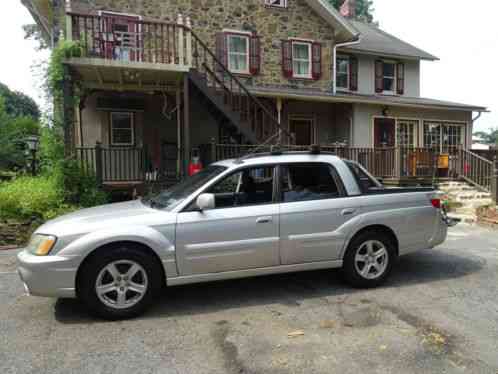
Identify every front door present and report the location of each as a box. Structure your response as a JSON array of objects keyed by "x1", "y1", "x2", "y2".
[
  {"x1": 176, "y1": 165, "x2": 280, "y2": 275},
  {"x1": 374, "y1": 118, "x2": 396, "y2": 147},
  {"x1": 290, "y1": 118, "x2": 314, "y2": 145},
  {"x1": 279, "y1": 162, "x2": 359, "y2": 264}
]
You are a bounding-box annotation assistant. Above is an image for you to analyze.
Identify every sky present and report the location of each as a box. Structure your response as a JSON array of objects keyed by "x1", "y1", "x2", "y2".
[{"x1": 0, "y1": 0, "x2": 496, "y2": 132}]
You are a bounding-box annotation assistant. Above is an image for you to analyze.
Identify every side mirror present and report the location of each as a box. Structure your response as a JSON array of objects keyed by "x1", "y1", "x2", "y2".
[{"x1": 196, "y1": 193, "x2": 215, "y2": 211}]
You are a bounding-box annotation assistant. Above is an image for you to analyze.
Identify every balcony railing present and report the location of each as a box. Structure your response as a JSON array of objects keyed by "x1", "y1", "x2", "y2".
[{"x1": 66, "y1": 12, "x2": 192, "y2": 67}]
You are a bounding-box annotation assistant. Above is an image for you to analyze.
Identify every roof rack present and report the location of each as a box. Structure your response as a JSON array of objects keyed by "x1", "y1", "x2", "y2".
[{"x1": 233, "y1": 145, "x2": 339, "y2": 163}]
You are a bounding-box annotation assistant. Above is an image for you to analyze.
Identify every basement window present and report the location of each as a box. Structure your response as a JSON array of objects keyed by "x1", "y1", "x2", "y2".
[{"x1": 265, "y1": 0, "x2": 288, "y2": 8}]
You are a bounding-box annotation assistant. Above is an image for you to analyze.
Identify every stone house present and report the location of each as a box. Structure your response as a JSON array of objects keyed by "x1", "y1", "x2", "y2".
[{"x1": 23, "y1": 0, "x2": 490, "y2": 191}]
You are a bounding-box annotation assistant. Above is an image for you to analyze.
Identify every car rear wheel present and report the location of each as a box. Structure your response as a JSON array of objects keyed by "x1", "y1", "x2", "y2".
[
  {"x1": 342, "y1": 231, "x2": 396, "y2": 288},
  {"x1": 78, "y1": 245, "x2": 163, "y2": 320}
]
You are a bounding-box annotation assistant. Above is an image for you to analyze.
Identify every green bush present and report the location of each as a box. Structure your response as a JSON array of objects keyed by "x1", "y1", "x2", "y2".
[
  {"x1": 0, "y1": 161, "x2": 109, "y2": 222},
  {"x1": 0, "y1": 175, "x2": 66, "y2": 221},
  {"x1": 54, "y1": 159, "x2": 109, "y2": 208}
]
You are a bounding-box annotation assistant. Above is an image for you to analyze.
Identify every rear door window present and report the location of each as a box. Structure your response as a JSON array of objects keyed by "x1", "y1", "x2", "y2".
[{"x1": 280, "y1": 163, "x2": 343, "y2": 203}]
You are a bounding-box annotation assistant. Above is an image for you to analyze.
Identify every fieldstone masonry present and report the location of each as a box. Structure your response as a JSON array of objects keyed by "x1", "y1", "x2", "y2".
[{"x1": 71, "y1": 0, "x2": 336, "y2": 90}]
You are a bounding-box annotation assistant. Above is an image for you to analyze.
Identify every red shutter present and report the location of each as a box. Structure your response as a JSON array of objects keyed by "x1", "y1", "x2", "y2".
[
  {"x1": 349, "y1": 55, "x2": 358, "y2": 91},
  {"x1": 396, "y1": 62, "x2": 405, "y2": 95},
  {"x1": 375, "y1": 59, "x2": 384, "y2": 93},
  {"x1": 249, "y1": 33, "x2": 261, "y2": 75},
  {"x1": 311, "y1": 42, "x2": 322, "y2": 80},
  {"x1": 281, "y1": 40, "x2": 293, "y2": 78},
  {"x1": 215, "y1": 32, "x2": 228, "y2": 71}
]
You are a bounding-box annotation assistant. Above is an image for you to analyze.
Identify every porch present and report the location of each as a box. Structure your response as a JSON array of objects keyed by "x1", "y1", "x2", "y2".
[{"x1": 75, "y1": 142, "x2": 498, "y2": 199}]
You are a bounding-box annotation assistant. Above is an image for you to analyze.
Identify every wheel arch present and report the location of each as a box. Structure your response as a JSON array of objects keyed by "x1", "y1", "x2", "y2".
[
  {"x1": 75, "y1": 241, "x2": 167, "y2": 297},
  {"x1": 342, "y1": 225, "x2": 399, "y2": 258}
]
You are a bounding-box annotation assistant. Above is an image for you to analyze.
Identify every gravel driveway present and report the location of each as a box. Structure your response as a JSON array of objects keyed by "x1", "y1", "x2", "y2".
[{"x1": 1, "y1": 224, "x2": 497, "y2": 374}]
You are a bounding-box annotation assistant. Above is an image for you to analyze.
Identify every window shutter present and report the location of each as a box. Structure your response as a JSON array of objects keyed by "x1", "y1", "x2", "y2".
[
  {"x1": 349, "y1": 55, "x2": 358, "y2": 91},
  {"x1": 311, "y1": 42, "x2": 322, "y2": 80},
  {"x1": 375, "y1": 59, "x2": 384, "y2": 93},
  {"x1": 397, "y1": 62, "x2": 405, "y2": 95},
  {"x1": 215, "y1": 32, "x2": 228, "y2": 71},
  {"x1": 249, "y1": 33, "x2": 261, "y2": 75},
  {"x1": 281, "y1": 40, "x2": 293, "y2": 78}
]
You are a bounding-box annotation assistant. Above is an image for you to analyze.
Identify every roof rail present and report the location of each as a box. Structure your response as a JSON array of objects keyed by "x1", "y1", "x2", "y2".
[{"x1": 233, "y1": 145, "x2": 341, "y2": 163}]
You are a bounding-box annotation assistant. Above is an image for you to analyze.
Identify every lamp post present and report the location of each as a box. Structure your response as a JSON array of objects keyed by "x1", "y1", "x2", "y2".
[{"x1": 25, "y1": 135, "x2": 40, "y2": 176}]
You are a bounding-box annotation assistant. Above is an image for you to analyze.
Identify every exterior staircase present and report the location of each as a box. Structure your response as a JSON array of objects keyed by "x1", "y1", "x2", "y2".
[
  {"x1": 438, "y1": 181, "x2": 494, "y2": 223},
  {"x1": 188, "y1": 30, "x2": 289, "y2": 146}
]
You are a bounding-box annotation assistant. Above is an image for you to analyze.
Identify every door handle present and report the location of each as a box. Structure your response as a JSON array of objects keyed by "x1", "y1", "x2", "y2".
[
  {"x1": 341, "y1": 208, "x2": 357, "y2": 216},
  {"x1": 256, "y1": 216, "x2": 273, "y2": 224}
]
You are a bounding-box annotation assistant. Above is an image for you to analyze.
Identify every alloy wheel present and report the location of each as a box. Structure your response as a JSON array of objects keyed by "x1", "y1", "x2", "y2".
[{"x1": 354, "y1": 240, "x2": 389, "y2": 280}]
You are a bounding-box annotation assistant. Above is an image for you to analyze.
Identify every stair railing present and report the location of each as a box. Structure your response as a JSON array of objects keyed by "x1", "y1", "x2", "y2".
[
  {"x1": 189, "y1": 29, "x2": 292, "y2": 145},
  {"x1": 457, "y1": 148, "x2": 494, "y2": 192}
]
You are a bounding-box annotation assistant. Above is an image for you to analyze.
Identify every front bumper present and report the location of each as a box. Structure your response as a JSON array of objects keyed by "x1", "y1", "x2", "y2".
[{"x1": 17, "y1": 250, "x2": 81, "y2": 298}]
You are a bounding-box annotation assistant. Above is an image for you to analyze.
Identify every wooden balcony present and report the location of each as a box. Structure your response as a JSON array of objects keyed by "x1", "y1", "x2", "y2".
[{"x1": 65, "y1": 12, "x2": 192, "y2": 91}]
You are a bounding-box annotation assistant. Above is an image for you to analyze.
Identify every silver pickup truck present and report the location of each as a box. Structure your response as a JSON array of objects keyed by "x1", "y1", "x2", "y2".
[{"x1": 18, "y1": 152, "x2": 450, "y2": 319}]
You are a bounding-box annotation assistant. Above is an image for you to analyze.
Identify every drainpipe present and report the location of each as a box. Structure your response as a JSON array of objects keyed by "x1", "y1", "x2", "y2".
[
  {"x1": 469, "y1": 111, "x2": 483, "y2": 149},
  {"x1": 332, "y1": 37, "x2": 361, "y2": 95}
]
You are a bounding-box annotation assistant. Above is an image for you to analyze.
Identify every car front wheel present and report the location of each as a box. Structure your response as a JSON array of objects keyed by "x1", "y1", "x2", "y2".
[
  {"x1": 78, "y1": 246, "x2": 163, "y2": 320},
  {"x1": 342, "y1": 231, "x2": 396, "y2": 288}
]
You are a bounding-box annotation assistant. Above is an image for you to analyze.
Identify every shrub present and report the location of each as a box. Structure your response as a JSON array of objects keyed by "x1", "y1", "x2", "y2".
[
  {"x1": 54, "y1": 159, "x2": 109, "y2": 208},
  {"x1": 0, "y1": 175, "x2": 67, "y2": 221}
]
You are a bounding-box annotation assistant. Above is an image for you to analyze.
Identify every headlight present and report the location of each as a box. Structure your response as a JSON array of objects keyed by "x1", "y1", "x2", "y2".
[{"x1": 27, "y1": 234, "x2": 57, "y2": 256}]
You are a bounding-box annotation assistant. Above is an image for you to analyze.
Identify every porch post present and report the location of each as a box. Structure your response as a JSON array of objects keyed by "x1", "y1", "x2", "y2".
[
  {"x1": 183, "y1": 77, "x2": 191, "y2": 177},
  {"x1": 65, "y1": 0, "x2": 72, "y2": 41},
  {"x1": 492, "y1": 156, "x2": 498, "y2": 203},
  {"x1": 176, "y1": 87, "x2": 182, "y2": 179},
  {"x1": 95, "y1": 141, "x2": 103, "y2": 186},
  {"x1": 210, "y1": 137, "x2": 217, "y2": 163},
  {"x1": 62, "y1": 65, "x2": 75, "y2": 157},
  {"x1": 177, "y1": 14, "x2": 185, "y2": 66}
]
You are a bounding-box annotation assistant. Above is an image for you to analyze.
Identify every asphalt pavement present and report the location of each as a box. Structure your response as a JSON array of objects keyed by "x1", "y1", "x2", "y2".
[{"x1": 1, "y1": 224, "x2": 497, "y2": 374}]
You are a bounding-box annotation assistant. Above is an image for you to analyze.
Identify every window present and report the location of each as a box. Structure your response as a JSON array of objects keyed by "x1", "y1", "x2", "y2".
[
  {"x1": 265, "y1": 0, "x2": 287, "y2": 8},
  {"x1": 423, "y1": 121, "x2": 464, "y2": 152},
  {"x1": 207, "y1": 166, "x2": 275, "y2": 208},
  {"x1": 382, "y1": 61, "x2": 396, "y2": 93},
  {"x1": 345, "y1": 161, "x2": 383, "y2": 192},
  {"x1": 227, "y1": 34, "x2": 250, "y2": 74},
  {"x1": 110, "y1": 112, "x2": 134, "y2": 146},
  {"x1": 292, "y1": 41, "x2": 312, "y2": 79},
  {"x1": 336, "y1": 56, "x2": 350, "y2": 90},
  {"x1": 397, "y1": 119, "x2": 418, "y2": 147},
  {"x1": 281, "y1": 163, "x2": 341, "y2": 203}
]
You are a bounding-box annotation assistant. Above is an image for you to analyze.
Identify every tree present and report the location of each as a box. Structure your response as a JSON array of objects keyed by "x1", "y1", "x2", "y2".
[
  {"x1": 0, "y1": 83, "x2": 40, "y2": 120},
  {"x1": 473, "y1": 129, "x2": 498, "y2": 145},
  {"x1": 328, "y1": 0, "x2": 375, "y2": 23}
]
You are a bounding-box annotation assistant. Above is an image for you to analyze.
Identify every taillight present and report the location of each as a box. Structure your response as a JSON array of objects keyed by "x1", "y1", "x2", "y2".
[{"x1": 431, "y1": 198, "x2": 441, "y2": 209}]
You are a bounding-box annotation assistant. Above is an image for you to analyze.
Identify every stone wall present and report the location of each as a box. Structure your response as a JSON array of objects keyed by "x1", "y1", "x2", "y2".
[
  {"x1": 71, "y1": 0, "x2": 335, "y2": 90},
  {"x1": 0, "y1": 219, "x2": 39, "y2": 247}
]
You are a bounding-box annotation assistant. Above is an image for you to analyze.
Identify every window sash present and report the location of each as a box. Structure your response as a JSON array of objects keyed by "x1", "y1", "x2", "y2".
[
  {"x1": 110, "y1": 112, "x2": 134, "y2": 146},
  {"x1": 336, "y1": 57, "x2": 350, "y2": 89},
  {"x1": 265, "y1": 0, "x2": 287, "y2": 8},
  {"x1": 227, "y1": 34, "x2": 249, "y2": 74},
  {"x1": 396, "y1": 120, "x2": 418, "y2": 147},
  {"x1": 423, "y1": 121, "x2": 464, "y2": 152},
  {"x1": 382, "y1": 62, "x2": 396, "y2": 93},
  {"x1": 292, "y1": 42, "x2": 312, "y2": 78}
]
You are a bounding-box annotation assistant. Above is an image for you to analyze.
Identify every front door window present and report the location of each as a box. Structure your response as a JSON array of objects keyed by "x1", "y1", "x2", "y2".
[{"x1": 397, "y1": 119, "x2": 418, "y2": 147}]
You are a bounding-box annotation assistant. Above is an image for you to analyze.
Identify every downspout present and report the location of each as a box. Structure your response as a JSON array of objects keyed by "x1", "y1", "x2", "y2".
[
  {"x1": 469, "y1": 111, "x2": 483, "y2": 149},
  {"x1": 332, "y1": 36, "x2": 361, "y2": 95}
]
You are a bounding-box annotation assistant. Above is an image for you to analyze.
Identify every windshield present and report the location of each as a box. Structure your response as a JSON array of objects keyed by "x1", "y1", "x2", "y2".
[{"x1": 143, "y1": 165, "x2": 227, "y2": 210}]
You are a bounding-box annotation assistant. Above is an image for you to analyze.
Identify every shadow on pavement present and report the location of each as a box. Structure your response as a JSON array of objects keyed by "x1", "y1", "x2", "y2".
[{"x1": 54, "y1": 248, "x2": 484, "y2": 324}]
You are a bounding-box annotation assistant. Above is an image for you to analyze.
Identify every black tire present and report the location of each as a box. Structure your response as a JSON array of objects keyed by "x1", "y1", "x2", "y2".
[
  {"x1": 342, "y1": 230, "x2": 397, "y2": 288},
  {"x1": 78, "y1": 245, "x2": 163, "y2": 320}
]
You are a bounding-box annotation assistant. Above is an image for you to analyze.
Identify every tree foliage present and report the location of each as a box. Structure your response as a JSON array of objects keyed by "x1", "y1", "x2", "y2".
[
  {"x1": 473, "y1": 129, "x2": 498, "y2": 145},
  {"x1": 328, "y1": 0, "x2": 375, "y2": 23},
  {"x1": 0, "y1": 83, "x2": 40, "y2": 120}
]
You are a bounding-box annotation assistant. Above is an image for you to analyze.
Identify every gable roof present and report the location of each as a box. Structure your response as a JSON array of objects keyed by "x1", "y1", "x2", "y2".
[
  {"x1": 340, "y1": 20, "x2": 439, "y2": 61},
  {"x1": 303, "y1": 0, "x2": 360, "y2": 43}
]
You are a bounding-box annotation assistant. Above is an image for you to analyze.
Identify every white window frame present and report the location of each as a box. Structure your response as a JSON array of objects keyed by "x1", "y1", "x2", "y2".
[
  {"x1": 265, "y1": 0, "x2": 288, "y2": 8},
  {"x1": 395, "y1": 119, "x2": 419, "y2": 147},
  {"x1": 382, "y1": 60, "x2": 397, "y2": 95},
  {"x1": 227, "y1": 33, "x2": 250, "y2": 75},
  {"x1": 291, "y1": 41, "x2": 312, "y2": 79},
  {"x1": 423, "y1": 121, "x2": 466, "y2": 152},
  {"x1": 110, "y1": 112, "x2": 135, "y2": 146},
  {"x1": 336, "y1": 55, "x2": 350, "y2": 90}
]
